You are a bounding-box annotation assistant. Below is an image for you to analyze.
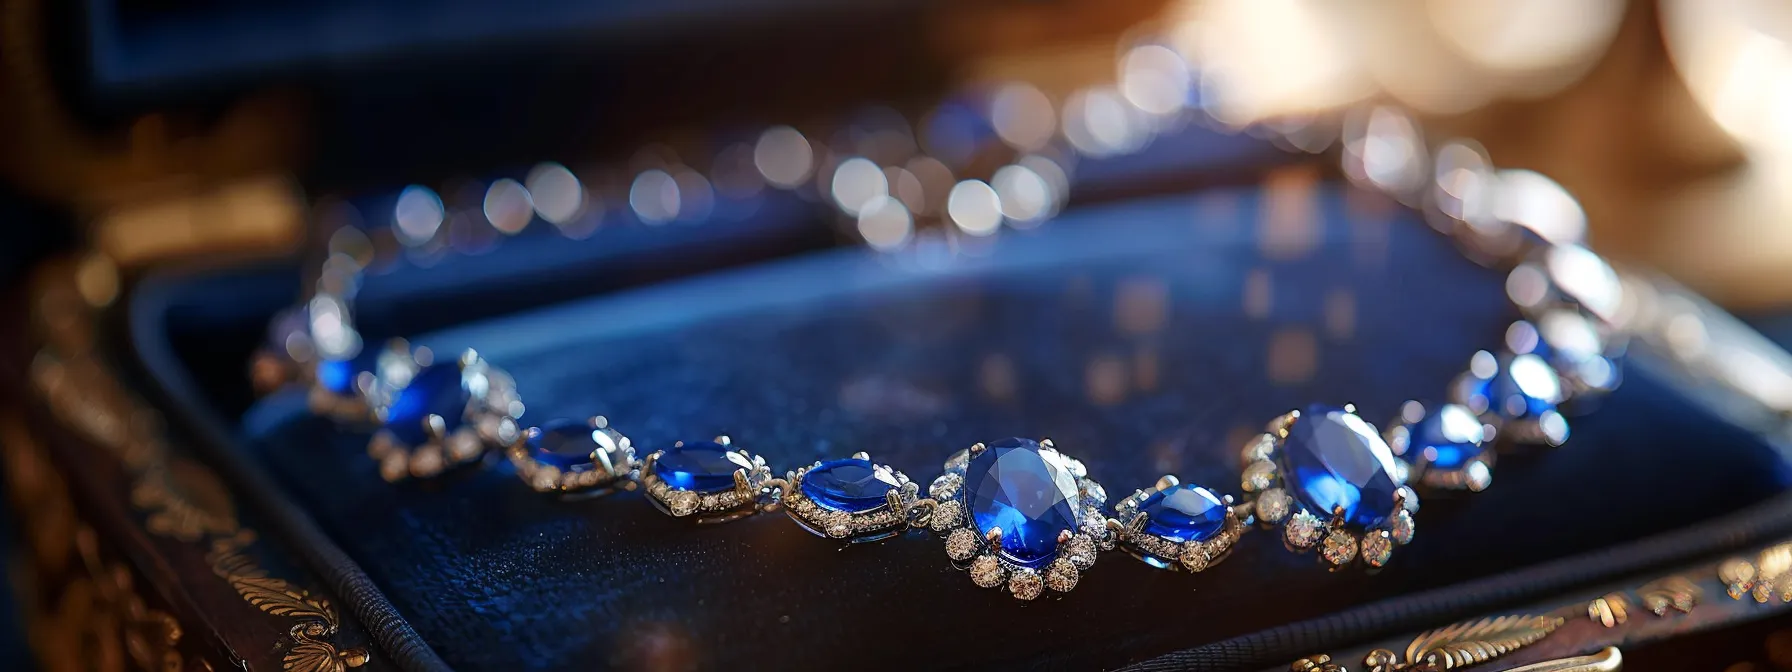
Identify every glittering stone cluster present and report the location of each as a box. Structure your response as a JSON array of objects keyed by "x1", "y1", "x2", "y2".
[
  {"x1": 1243, "y1": 406, "x2": 1420, "y2": 570},
  {"x1": 928, "y1": 438, "x2": 1107, "y2": 600},
  {"x1": 782, "y1": 456, "x2": 917, "y2": 542},
  {"x1": 1111, "y1": 479, "x2": 1242, "y2": 572},
  {"x1": 362, "y1": 347, "x2": 515, "y2": 483},
  {"x1": 642, "y1": 439, "x2": 774, "y2": 520},
  {"x1": 506, "y1": 416, "x2": 636, "y2": 493}
]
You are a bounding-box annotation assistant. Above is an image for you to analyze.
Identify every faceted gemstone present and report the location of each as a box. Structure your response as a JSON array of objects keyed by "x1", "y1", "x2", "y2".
[
  {"x1": 382, "y1": 363, "x2": 470, "y2": 446},
  {"x1": 801, "y1": 458, "x2": 900, "y2": 513},
  {"x1": 316, "y1": 348, "x2": 383, "y2": 395},
  {"x1": 528, "y1": 419, "x2": 615, "y2": 472},
  {"x1": 965, "y1": 438, "x2": 1082, "y2": 569},
  {"x1": 1279, "y1": 405, "x2": 1401, "y2": 528},
  {"x1": 1404, "y1": 404, "x2": 1487, "y2": 470},
  {"x1": 1468, "y1": 354, "x2": 1563, "y2": 419},
  {"x1": 1138, "y1": 484, "x2": 1227, "y2": 544},
  {"x1": 653, "y1": 441, "x2": 751, "y2": 493}
]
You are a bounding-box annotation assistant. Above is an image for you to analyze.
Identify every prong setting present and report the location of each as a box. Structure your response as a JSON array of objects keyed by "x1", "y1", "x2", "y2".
[{"x1": 929, "y1": 438, "x2": 1108, "y2": 599}]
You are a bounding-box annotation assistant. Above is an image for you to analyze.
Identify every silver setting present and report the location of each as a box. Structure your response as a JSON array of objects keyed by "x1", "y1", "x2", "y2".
[
  {"x1": 640, "y1": 436, "x2": 782, "y2": 524},
  {"x1": 783, "y1": 454, "x2": 933, "y2": 543},
  {"x1": 1384, "y1": 401, "x2": 1498, "y2": 493},
  {"x1": 364, "y1": 347, "x2": 508, "y2": 482},
  {"x1": 305, "y1": 337, "x2": 417, "y2": 423},
  {"x1": 506, "y1": 415, "x2": 638, "y2": 494},
  {"x1": 1451, "y1": 351, "x2": 1572, "y2": 448},
  {"x1": 928, "y1": 439, "x2": 1107, "y2": 599},
  {"x1": 1242, "y1": 407, "x2": 1420, "y2": 570},
  {"x1": 1107, "y1": 475, "x2": 1245, "y2": 572}
]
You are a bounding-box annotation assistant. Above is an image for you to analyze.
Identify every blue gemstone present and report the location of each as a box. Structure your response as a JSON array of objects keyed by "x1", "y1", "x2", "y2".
[
  {"x1": 1404, "y1": 404, "x2": 1486, "y2": 470},
  {"x1": 965, "y1": 438, "x2": 1082, "y2": 568},
  {"x1": 316, "y1": 345, "x2": 385, "y2": 395},
  {"x1": 1469, "y1": 354, "x2": 1564, "y2": 419},
  {"x1": 1279, "y1": 405, "x2": 1401, "y2": 528},
  {"x1": 382, "y1": 363, "x2": 470, "y2": 446},
  {"x1": 654, "y1": 441, "x2": 752, "y2": 493},
  {"x1": 801, "y1": 458, "x2": 900, "y2": 513},
  {"x1": 1138, "y1": 484, "x2": 1227, "y2": 544},
  {"x1": 527, "y1": 419, "x2": 614, "y2": 472}
]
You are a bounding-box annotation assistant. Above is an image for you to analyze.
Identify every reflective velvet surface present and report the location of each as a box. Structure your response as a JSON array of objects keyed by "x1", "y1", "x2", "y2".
[{"x1": 238, "y1": 184, "x2": 1792, "y2": 670}]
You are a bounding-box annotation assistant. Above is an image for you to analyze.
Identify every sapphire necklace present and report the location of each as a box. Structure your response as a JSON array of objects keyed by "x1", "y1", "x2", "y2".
[{"x1": 265, "y1": 54, "x2": 1630, "y2": 603}]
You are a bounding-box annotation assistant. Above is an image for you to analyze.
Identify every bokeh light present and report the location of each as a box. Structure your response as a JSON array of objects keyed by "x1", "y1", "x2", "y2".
[
  {"x1": 393, "y1": 185, "x2": 445, "y2": 246},
  {"x1": 947, "y1": 180, "x2": 1003, "y2": 236},
  {"x1": 524, "y1": 163, "x2": 586, "y2": 225},
  {"x1": 754, "y1": 126, "x2": 816, "y2": 188},
  {"x1": 483, "y1": 178, "x2": 534, "y2": 234}
]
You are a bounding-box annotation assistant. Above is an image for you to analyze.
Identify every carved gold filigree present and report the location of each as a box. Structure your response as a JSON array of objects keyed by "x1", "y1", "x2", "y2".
[
  {"x1": 1504, "y1": 647, "x2": 1623, "y2": 672},
  {"x1": 1307, "y1": 613, "x2": 1567, "y2": 672},
  {"x1": 1403, "y1": 614, "x2": 1565, "y2": 670},
  {"x1": 24, "y1": 260, "x2": 368, "y2": 670},
  {"x1": 1586, "y1": 592, "x2": 1630, "y2": 628}
]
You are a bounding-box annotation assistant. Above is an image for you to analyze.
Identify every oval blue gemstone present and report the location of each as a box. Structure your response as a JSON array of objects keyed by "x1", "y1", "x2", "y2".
[
  {"x1": 382, "y1": 363, "x2": 470, "y2": 446},
  {"x1": 1405, "y1": 404, "x2": 1486, "y2": 470},
  {"x1": 527, "y1": 419, "x2": 613, "y2": 472},
  {"x1": 1138, "y1": 484, "x2": 1227, "y2": 544},
  {"x1": 965, "y1": 437, "x2": 1082, "y2": 569},
  {"x1": 654, "y1": 441, "x2": 751, "y2": 493},
  {"x1": 1471, "y1": 354, "x2": 1564, "y2": 419},
  {"x1": 801, "y1": 458, "x2": 900, "y2": 513},
  {"x1": 1279, "y1": 405, "x2": 1401, "y2": 528}
]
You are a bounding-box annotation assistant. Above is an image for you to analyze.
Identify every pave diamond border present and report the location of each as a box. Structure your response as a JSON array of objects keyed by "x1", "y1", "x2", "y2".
[
  {"x1": 783, "y1": 453, "x2": 923, "y2": 542},
  {"x1": 362, "y1": 346, "x2": 512, "y2": 483},
  {"x1": 1110, "y1": 476, "x2": 1245, "y2": 573},
  {"x1": 506, "y1": 416, "x2": 638, "y2": 494},
  {"x1": 641, "y1": 437, "x2": 776, "y2": 523},
  {"x1": 1242, "y1": 408, "x2": 1420, "y2": 571}
]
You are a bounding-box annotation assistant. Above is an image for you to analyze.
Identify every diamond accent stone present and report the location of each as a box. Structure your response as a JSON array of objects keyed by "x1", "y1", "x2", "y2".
[
  {"x1": 1063, "y1": 535, "x2": 1097, "y2": 570},
  {"x1": 1080, "y1": 479, "x2": 1108, "y2": 506},
  {"x1": 1242, "y1": 461, "x2": 1277, "y2": 492},
  {"x1": 1179, "y1": 542, "x2": 1210, "y2": 572},
  {"x1": 1255, "y1": 488, "x2": 1292, "y2": 523},
  {"x1": 1285, "y1": 511, "x2": 1323, "y2": 550},
  {"x1": 1241, "y1": 433, "x2": 1276, "y2": 464},
  {"x1": 824, "y1": 512, "x2": 852, "y2": 539},
  {"x1": 970, "y1": 555, "x2": 1005, "y2": 588},
  {"x1": 1044, "y1": 560, "x2": 1079, "y2": 592},
  {"x1": 1008, "y1": 570, "x2": 1044, "y2": 601},
  {"x1": 1362, "y1": 531, "x2": 1394, "y2": 567},
  {"x1": 669, "y1": 491, "x2": 700, "y2": 517},
  {"x1": 930, "y1": 472, "x2": 963, "y2": 499},
  {"x1": 945, "y1": 528, "x2": 980, "y2": 561},
  {"x1": 931, "y1": 500, "x2": 964, "y2": 532},
  {"x1": 1321, "y1": 530, "x2": 1359, "y2": 567},
  {"x1": 1390, "y1": 510, "x2": 1415, "y2": 545}
]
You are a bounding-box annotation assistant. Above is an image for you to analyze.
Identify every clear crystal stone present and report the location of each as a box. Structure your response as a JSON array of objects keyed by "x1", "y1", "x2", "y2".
[
  {"x1": 1255, "y1": 488, "x2": 1292, "y2": 523},
  {"x1": 1321, "y1": 530, "x2": 1359, "y2": 567},
  {"x1": 1008, "y1": 570, "x2": 1044, "y2": 600},
  {"x1": 1241, "y1": 433, "x2": 1276, "y2": 463},
  {"x1": 970, "y1": 555, "x2": 1005, "y2": 588},
  {"x1": 1362, "y1": 531, "x2": 1394, "y2": 567},
  {"x1": 1045, "y1": 559, "x2": 1079, "y2": 592},
  {"x1": 1242, "y1": 461, "x2": 1277, "y2": 492},
  {"x1": 1390, "y1": 510, "x2": 1415, "y2": 545},
  {"x1": 930, "y1": 472, "x2": 963, "y2": 499},
  {"x1": 945, "y1": 528, "x2": 980, "y2": 560},
  {"x1": 931, "y1": 500, "x2": 964, "y2": 532},
  {"x1": 1285, "y1": 511, "x2": 1323, "y2": 549}
]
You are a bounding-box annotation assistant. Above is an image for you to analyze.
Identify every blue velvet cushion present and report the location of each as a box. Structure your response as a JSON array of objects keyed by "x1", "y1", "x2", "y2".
[{"x1": 243, "y1": 184, "x2": 1791, "y2": 670}]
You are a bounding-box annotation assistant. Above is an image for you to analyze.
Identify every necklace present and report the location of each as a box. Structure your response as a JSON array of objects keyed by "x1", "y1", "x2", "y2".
[{"x1": 262, "y1": 39, "x2": 1630, "y2": 602}]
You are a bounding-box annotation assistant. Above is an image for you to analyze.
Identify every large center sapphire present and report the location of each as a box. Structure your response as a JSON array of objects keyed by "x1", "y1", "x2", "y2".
[
  {"x1": 653, "y1": 441, "x2": 752, "y2": 493},
  {"x1": 1279, "y1": 405, "x2": 1401, "y2": 527},
  {"x1": 964, "y1": 438, "x2": 1081, "y2": 568},
  {"x1": 382, "y1": 363, "x2": 470, "y2": 446}
]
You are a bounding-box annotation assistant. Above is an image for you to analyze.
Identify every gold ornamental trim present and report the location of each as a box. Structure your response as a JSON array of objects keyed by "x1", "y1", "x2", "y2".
[{"x1": 27, "y1": 259, "x2": 367, "y2": 670}]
